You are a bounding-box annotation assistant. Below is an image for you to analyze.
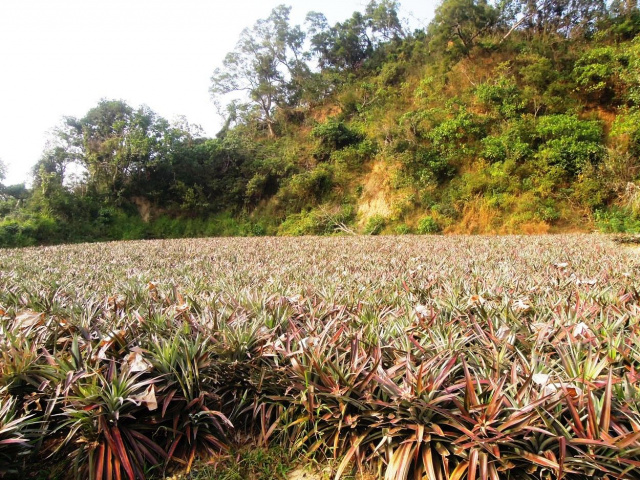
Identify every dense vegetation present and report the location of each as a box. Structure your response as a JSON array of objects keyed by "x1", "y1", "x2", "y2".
[
  {"x1": 2, "y1": 0, "x2": 640, "y2": 245},
  {"x1": 1, "y1": 235, "x2": 640, "y2": 479}
]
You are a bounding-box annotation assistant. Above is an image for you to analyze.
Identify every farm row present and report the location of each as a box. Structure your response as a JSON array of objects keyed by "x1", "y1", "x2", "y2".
[{"x1": 0, "y1": 235, "x2": 639, "y2": 479}]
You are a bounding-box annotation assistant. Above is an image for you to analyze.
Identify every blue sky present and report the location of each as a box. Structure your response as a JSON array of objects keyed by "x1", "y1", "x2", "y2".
[{"x1": 0, "y1": 0, "x2": 438, "y2": 185}]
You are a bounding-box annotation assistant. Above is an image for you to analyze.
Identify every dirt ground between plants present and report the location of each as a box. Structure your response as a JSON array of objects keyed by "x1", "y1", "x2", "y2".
[{"x1": 288, "y1": 466, "x2": 376, "y2": 480}]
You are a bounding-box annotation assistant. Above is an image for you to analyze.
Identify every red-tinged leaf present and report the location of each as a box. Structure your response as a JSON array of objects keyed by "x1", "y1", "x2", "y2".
[
  {"x1": 433, "y1": 357, "x2": 457, "y2": 391},
  {"x1": 489, "y1": 464, "x2": 499, "y2": 480},
  {"x1": 161, "y1": 389, "x2": 177, "y2": 418},
  {"x1": 569, "y1": 438, "x2": 619, "y2": 448},
  {"x1": 599, "y1": 369, "x2": 613, "y2": 434},
  {"x1": 334, "y1": 432, "x2": 368, "y2": 480},
  {"x1": 0, "y1": 439, "x2": 28, "y2": 445},
  {"x1": 111, "y1": 427, "x2": 135, "y2": 480},
  {"x1": 586, "y1": 393, "x2": 598, "y2": 439},
  {"x1": 521, "y1": 451, "x2": 559, "y2": 471},
  {"x1": 522, "y1": 425, "x2": 558, "y2": 436},
  {"x1": 106, "y1": 445, "x2": 113, "y2": 480},
  {"x1": 479, "y1": 451, "x2": 488, "y2": 480},
  {"x1": 616, "y1": 457, "x2": 640, "y2": 468},
  {"x1": 563, "y1": 394, "x2": 586, "y2": 438},
  {"x1": 462, "y1": 359, "x2": 479, "y2": 412},
  {"x1": 416, "y1": 424, "x2": 424, "y2": 448},
  {"x1": 408, "y1": 334, "x2": 427, "y2": 354},
  {"x1": 128, "y1": 429, "x2": 167, "y2": 460},
  {"x1": 95, "y1": 443, "x2": 105, "y2": 480},
  {"x1": 167, "y1": 435, "x2": 182, "y2": 461},
  {"x1": 203, "y1": 434, "x2": 228, "y2": 452},
  {"x1": 186, "y1": 396, "x2": 201, "y2": 410},
  {"x1": 442, "y1": 454, "x2": 450, "y2": 478},
  {"x1": 449, "y1": 461, "x2": 469, "y2": 480},
  {"x1": 496, "y1": 411, "x2": 535, "y2": 433},
  {"x1": 131, "y1": 439, "x2": 156, "y2": 465},
  {"x1": 413, "y1": 462, "x2": 425, "y2": 480},
  {"x1": 615, "y1": 430, "x2": 640, "y2": 448},
  {"x1": 262, "y1": 418, "x2": 283, "y2": 443},
  {"x1": 186, "y1": 443, "x2": 197, "y2": 473},
  {"x1": 468, "y1": 449, "x2": 478, "y2": 480},
  {"x1": 120, "y1": 428, "x2": 145, "y2": 468},
  {"x1": 385, "y1": 442, "x2": 415, "y2": 480},
  {"x1": 114, "y1": 454, "x2": 121, "y2": 480},
  {"x1": 485, "y1": 378, "x2": 506, "y2": 418},
  {"x1": 422, "y1": 446, "x2": 438, "y2": 480},
  {"x1": 558, "y1": 436, "x2": 566, "y2": 479},
  {"x1": 428, "y1": 423, "x2": 445, "y2": 437},
  {"x1": 356, "y1": 358, "x2": 381, "y2": 391},
  {"x1": 544, "y1": 450, "x2": 558, "y2": 467}
]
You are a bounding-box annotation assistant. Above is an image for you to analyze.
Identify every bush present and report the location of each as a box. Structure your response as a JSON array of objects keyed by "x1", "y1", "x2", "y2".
[
  {"x1": 395, "y1": 223, "x2": 411, "y2": 234},
  {"x1": 535, "y1": 115, "x2": 604, "y2": 175},
  {"x1": 276, "y1": 166, "x2": 335, "y2": 213},
  {"x1": 476, "y1": 75, "x2": 524, "y2": 119},
  {"x1": 595, "y1": 208, "x2": 640, "y2": 233},
  {"x1": 417, "y1": 215, "x2": 442, "y2": 234},
  {"x1": 278, "y1": 211, "x2": 317, "y2": 236},
  {"x1": 278, "y1": 205, "x2": 355, "y2": 236},
  {"x1": 364, "y1": 215, "x2": 386, "y2": 235},
  {"x1": 311, "y1": 118, "x2": 363, "y2": 160},
  {"x1": 572, "y1": 47, "x2": 621, "y2": 101}
]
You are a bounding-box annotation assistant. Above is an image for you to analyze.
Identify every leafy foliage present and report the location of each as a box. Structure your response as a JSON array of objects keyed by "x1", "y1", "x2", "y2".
[
  {"x1": 1, "y1": 235, "x2": 640, "y2": 478},
  {"x1": 3, "y1": 1, "x2": 640, "y2": 243}
]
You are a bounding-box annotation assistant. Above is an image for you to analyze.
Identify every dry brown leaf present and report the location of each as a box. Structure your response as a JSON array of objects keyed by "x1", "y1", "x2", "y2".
[
  {"x1": 135, "y1": 385, "x2": 157, "y2": 411},
  {"x1": 14, "y1": 310, "x2": 44, "y2": 329}
]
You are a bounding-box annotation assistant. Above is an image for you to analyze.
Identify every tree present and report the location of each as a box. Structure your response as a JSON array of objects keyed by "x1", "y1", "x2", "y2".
[
  {"x1": 0, "y1": 159, "x2": 6, "y2": 186},
  {"x1": 610, "y1": 0, "x2": 639, "y2": 16},
  {"x1": 307, "y1": 1, "x2": 406, "y2": 71},
  {"x1": 75, "y1": 100, "x2": 170, "y2": 200},
  {"x1": 517, "y1": 0, "x2": 607, "y2": 37},
  {"x1": 365, "y1": 0, "x2": 406, "y2": 41},
  {"x1": 210, "y1": 5, "x2": 309, "y2": 137},
  {"x1": 428, "y1": 0, "x2": 501, "y2": 57},
  {"x1": 32, "y1": 118, "x2": 84, "y2": 187}
]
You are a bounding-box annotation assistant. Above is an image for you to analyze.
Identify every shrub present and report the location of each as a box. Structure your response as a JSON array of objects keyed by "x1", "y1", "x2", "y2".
[
  {"x1": 476, "y1": 75, "x2": 524, "y2": 119},
  {"x1": 535, "y1": 115, "x2": 604, "y2": 175},
  {"x1": 311, "y1": 118, "x2": 363, "y2": 160},
  {"x1": 364, "y1": 215, "x2": 386, "y2": 235},
  {"x1": 572, "y1": 47, "x2": 621, "y2": 101},
  {"x1": 395, "y1": 223, "x2": 411, "y2": 234},
  {"x1": 595, "y1": 208, "x2": 640, "y2": 233},
  {"x1": 417, "y1": 215, "x2": 441, "y2": 234},
  {"x1": 277, "y1": 165, "x2": 335, "y2": 214}
]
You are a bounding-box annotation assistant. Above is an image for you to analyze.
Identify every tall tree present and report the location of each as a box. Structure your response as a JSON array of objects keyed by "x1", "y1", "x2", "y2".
[
  {"x1": 62, "y1": 100, "x2": 171, "y2": 201},
  {"x1": 0, "y1": 159, "x2": 6, "y2": 187},
  {"x1": 428, "y1": 0, "x2": 501, "y2": 56},
  {"x1": 365, "y1": 0, "x2": 406, "y2": 41},
  {"x1": 518, "y1": 0, "x2": 607, "y2": 37},
  {"x1": 210, "y1": 5, "x2": 308, "y2": 137},
  {"x1": 33, "y1": 118, "x2": 85, "y2": 186},
  {"x1": 307, "y1": 1, "x2": 406, "y2": 70}
]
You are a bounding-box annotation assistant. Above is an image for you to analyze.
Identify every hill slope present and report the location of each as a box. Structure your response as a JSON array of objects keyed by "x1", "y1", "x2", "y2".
[{"x1": 2, "y1": 1, "x2": 640, "y2": 245}]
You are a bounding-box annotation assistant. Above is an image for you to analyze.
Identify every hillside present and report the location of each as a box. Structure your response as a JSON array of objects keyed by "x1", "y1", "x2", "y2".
[{"x1": 1, "y1": 0, "x2": 640, "y2": 245}]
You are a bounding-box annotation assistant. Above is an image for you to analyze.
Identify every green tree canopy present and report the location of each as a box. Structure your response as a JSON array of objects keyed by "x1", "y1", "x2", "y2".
[{"x1": 210, "y1": 5, "x2": 309, "y2": 137}]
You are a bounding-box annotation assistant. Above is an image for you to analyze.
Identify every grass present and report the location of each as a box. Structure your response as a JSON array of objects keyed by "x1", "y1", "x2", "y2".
[
  {"x1": 1, "y1": 235, "x2": 640, "y2": 479},
  {"x1": 184, "y1": 447, "x2": 292, "y2": 480}
]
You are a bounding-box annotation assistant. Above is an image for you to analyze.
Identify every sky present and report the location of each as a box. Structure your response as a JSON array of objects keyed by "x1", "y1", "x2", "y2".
[{"x1": 0, "y1": 0, "x2": 438, "y2": 185}]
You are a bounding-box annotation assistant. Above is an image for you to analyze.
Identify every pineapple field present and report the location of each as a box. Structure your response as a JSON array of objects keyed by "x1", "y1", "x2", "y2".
[{"x1": 1, "y1": 235, "x2": 640, "y2": 479}]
